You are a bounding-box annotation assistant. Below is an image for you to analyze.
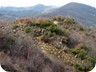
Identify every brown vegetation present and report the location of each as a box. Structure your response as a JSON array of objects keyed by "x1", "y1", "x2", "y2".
[{"x1": 0, "y1": 17, "x2": 96, "y2": 72}]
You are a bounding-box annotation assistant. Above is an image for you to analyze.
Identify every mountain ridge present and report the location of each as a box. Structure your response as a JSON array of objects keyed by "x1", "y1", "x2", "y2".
[
  {"x1": 0, "y1": 4, "x2": 56, "y2": 11},
  {"x1": 38, "y1": 2, "x2": 96, "y2": 28}
]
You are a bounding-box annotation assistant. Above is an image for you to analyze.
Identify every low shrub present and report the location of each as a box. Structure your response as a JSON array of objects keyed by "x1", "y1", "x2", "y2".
[
  {"x1": 46, "y1": 24, "x2": 68, "y2": 36},
  {"x1": 87, "y1": 57, "x2": 95, "y2": 63},
  {"x1": 79, "y1": 26, "x2": 84, "y2": 31},
  {"x1": 64, "y1": 18, "x2": 76, "y2": 24},
  {"x1": 74, "y1": 63, "x2": 85, "y2": 71},
  {"x1": 81, "y1": 44, "x2": 90, "y2": 51},
  {"x1": 74, "y1": 63, "x2": 95, "y2": 71},
  {"x1": 77, "y1": 49, "x2": 87, "y2": 59},
  {"x1": 53, "y1": 16, "x2": 65, "y2": 21},
  {"x1": 24, "y1": 27, "x2": 31, "y2": 33},
  {"x1": 70, "y1": 49, "x2": 87, "y2": 59},
  {"x1": 70, "y1": 48, "x2": 79, "y2": 55},
  {"x1": 13, "y1": 24, "x2": 19, "y2": 29}
]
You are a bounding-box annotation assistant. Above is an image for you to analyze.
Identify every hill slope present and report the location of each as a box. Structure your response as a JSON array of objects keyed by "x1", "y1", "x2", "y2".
[
  {"x1": 0, "y1": 17, "x2": 96, "y2": 72},
  {"x1": 38, "y1": 2, "x2": 96, "y2": 27}
]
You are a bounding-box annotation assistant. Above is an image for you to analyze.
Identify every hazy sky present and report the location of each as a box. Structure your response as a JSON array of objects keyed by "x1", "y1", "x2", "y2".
[{"x1": 0, "y1": 0, "x2": 96, "y2": 7}]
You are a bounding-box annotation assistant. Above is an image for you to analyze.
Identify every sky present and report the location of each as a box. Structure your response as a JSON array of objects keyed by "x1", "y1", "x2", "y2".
[{"x1": 0, "y1": 0, "x2": 96, "y2": 8}]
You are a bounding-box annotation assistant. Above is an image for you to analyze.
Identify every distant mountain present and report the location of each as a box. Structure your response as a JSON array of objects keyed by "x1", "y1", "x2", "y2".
[
  {"x1": 0, "y1": 4, "x2": 56, "y2": 17},
  {"x1": 0, "y1": 3, "x2": 96, "y2": 28},
  {"x1": 39, "y1": 2, "x2": 96, "y2": 27},
  {"x1": 0, "y1": 4, "x2": 56, "y2": 11}
]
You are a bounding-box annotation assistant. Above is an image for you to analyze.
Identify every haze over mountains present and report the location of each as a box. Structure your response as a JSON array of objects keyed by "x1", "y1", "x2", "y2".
[
  {"x1": 0, "y1": 4, "x2": 56, "y2": 18},
  {"x1": 0, "y1": 2, "x2": 96, "y2": 27}
]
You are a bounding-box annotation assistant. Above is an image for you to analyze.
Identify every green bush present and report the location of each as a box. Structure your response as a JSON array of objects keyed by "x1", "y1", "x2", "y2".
[
  {"x1": 74, "y1": 63, "x2": 94, "y2": 71},
  {"x1": 74, "y1": 63, "x2": 85, "y2": 71},
  {"x1": 87, "y1": 57, "x2": 95, "y2": 63},
  {"x1": 81, "y1": 44, "x2": 90, "y2": 51},
  {"x1": 31, "y1": 20, "x2": 52, "y2": 28},
  {"x1": 79, "y1": 26, "x2": 84, "y2": 31},
  {"x1": 24, "y1": 27, "x2": 31, "y2": 33},
  {"x1": 70, "y1": 48, "x2": 79, "y2": 55},
  {"x1": 86, "y1": 66, "x2": 95, "y2": 71},
  {"x1": 30, "y1": 21, "x2": 39, "y2": 26},
  {"x1": 40, "y1": 21, "x2": 52, "y2": 28},
  {"x1": 70, "y1": 49, "x2": 87, "y2": 59},
  {"x1": 77, "y1": 49, "x2": 87, "y2": 59},
  {"x1": 46, "y1": 24, "x2": 68, "y2": 36},
  {"x1": 13, "y1": 24, "x2": 19, "y2": 29}
]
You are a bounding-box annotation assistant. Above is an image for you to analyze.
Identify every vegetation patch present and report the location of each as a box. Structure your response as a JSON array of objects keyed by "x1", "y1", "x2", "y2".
[
  {"x1": 24, "y1": 26, "x2": 31, "y2": 33},
  {"x1": 73, "y1": 63, "x2": 94, "y2": 71},
  {"x1": 70, "y1": 48, "x2": 87, "y2": 59},
  {"x1": 12, "y1": 24, "x2": 19, "y2": 29},
  {"x1": 81, "y1": 44, "x2": 90, "y2": 51},
  {"x1": 77, "y1": 49, "x2": 87, "y2": 59},
  {"x1": 46, "y1": 24, "x2": 68, "y2": 36},
  {"x1": 86, "y1": 57, "x2": 95, "y2": 63}
]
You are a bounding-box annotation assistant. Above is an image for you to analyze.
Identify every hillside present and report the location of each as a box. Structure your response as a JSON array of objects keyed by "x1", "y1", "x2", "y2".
[
  {"x1": 38, "y1": 2, "x2": 96, "y2": 28},
  {"x1": 0, "y1": 17, "x2": 96, "y2": 72},
  {"x1": 0, "y1": 14, "x2": 18, "y2": 22}
]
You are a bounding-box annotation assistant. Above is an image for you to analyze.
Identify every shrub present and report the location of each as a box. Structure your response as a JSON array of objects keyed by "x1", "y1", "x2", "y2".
[
  {"x1": 31, "y1": 21, "x2": 37, "y2": 26},
  {"x1": 74, "y1": 63, "x2": 85, "y2": 71},
  {"x1": 74, "y1": 63, "x2": 94, "y2": 71},
  {"x1": 40, "y1": 21, "x2": 52, "y2": 28},
  {"x1": 24, "y1": 27, "x2": 31, "y2": 33},
  {"x1": 34, "y1": 18, "x2": 52, "y2": 28},
  {"x1": 81, "y1": 44, "x2": 90, "y2": 51},
  {"x1": 46, "y1": 24, "x2": 67, "y2": 36},
  {"x1": 70, "y1": 48, "x2": 79, "y2": 55},
  {"x1": 87, "y1": 57, "x2": 95, "y2": 63},
  {"x1": 53, "y1": 16, "x2": 65, "y2": 21},
  {"x1": 78, "y1": 26, "x2": 84, "y2": 31},
  {"x1": 70, "y1": 49, "x2": 87, "y2": 59},
  {"x1": 77, "y1": 49, "x2": 87, "y2": 59},
  {"x1": 86, "y1": 66, "x2": 95, "y2": 71},
  {"x1": 72, "y1": 26, "x2": 76, "y2": 30},
  {"x1": 31, "y1": 20, "x2": 52, "y2": 28},
  {"x1": 64, "y1": 18, "x2": 76, "y2": 24},
  {"x1": 13, "y1": 24, "x2": 19, "y2": 29}
]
